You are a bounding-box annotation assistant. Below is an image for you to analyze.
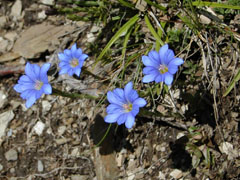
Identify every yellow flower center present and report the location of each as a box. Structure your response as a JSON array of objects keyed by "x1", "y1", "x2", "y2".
[
  {"x1": 159, "y1": 64, "x2": 168, "y2": 74},
  {"x1": 35, "y1": 80, "x2": 43, "y2": 90},
  {"x1": 70, "y1": 58, "x2": 79, "y2": 68},
  {"x1": 123, "y1": 103, "x2": 133, "y2": 112}
]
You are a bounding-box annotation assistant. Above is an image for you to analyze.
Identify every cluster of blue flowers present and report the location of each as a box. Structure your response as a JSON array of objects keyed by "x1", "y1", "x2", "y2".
[{"x1": 14, "y1": 44, "x2": 183, "y2": 128}]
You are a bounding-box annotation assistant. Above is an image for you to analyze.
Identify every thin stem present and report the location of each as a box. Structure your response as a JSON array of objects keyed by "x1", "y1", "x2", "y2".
[
  {"x1": 95, "y1": 123, "x2": 112, "y2": 147},
  {"x1": 52, "y1": 87, "x2": 99, "y2": 100}
]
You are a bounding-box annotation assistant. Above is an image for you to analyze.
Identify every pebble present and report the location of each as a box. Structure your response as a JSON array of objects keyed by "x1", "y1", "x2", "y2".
[
  {"x1": 0, "y1": 37, "x2": 9, "y2": 53},
  {"x1": 58, "y1": 125, "x2": 66, "y2": 136},
  {"x1": 4, "y1": 32, "x2": 18, "y2": 42},
  {"x1": 0, "y1": 16, "x2": 7, "y2": 27},
  {"x1": 42, "y1": 100, "x2": 52, "y2": 112},
  {"x1": 37, "y1": 160, "x2": 44, "y2": 172},
  {"x1": 0, "y1": 110, "x2": 15, "y2": 138},
  {"x1": 40, "y1": 0, "x2": 55, "y2": 5},
  {"x1": 0, "y1": 164, "x2": 3, "y2": 171},
  {"x1": 0, "y1": 90, "x2": 7, "y2": 109},
  {"x1": 11, "y1": 0, "x2": 22, "y2": 17},
  {"x1": 5, "y1": 149, "x2": 18, "y2": 161},
  {"x1": 170, "y1": 169, "x2": 183, "y2": 179},
  {"x1": 33, "y1": 121, "x2": 45, "y2": 136},
  {"x1": 10, "y1": 167, "x2": 15, "y2": 174}
]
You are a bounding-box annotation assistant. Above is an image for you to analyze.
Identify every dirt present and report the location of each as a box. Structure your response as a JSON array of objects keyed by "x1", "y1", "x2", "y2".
[{"x1": 0, "y1": 0, "x2": 240, "y2": 180}]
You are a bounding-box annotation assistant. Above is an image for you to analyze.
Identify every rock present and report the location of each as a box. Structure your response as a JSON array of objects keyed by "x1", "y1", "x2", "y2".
[
  {"x1": 71, "y1": 175, "x2": 88, "y2": 180},
  {"x1": 0, "y1": 52, "x2": 20, "y2": 62},
  {"x1": 13, "y1": 22, "x2": 75, "y2": 58},
  {"x1": 58, "y1": 125, "x2": 66, "y2": 136},
  {"x1": 40, "y1": 0, "x2": 55, "y2": 5},
  {"x1": 37, "y1": 160, "x2": 44, "y2": 172},
  {"x1": 5, "y1": 149, "x2": 18, "y2": 161},
  {"x1": 0, "y1": 16, "x2": 7, "y2": 28},
  {"x1": 4, "y1": 32, "x2": 18, "y2": 42},
  {"x1": 0, "y1": 90, "x2": 7, "y2": 108},
  {"x1": 33, "y1": 121, "x2": 45, "y2": 136},
  {"x1": 55, "y1": 138, "x2": 70, "y2": 145},
  {"x1": 219, "y1": 142, "x2": 238, "y2": 160},
  {"x1": 170, "y1": 169, "x2": 183, "y2": 179},
  {"x1": 11, "y1": 0, "x2": 22, "y2": 17},
  {"x1": 71, "y1": 147, "x2": 79, "y2": 157},
  {"x1": 0, "y1": 37, "x2": 9, "y2": 53},
  {"x1": 38, "y1": 10, "x2": 47, "y2": 20},
  {"x1": 10, "y1": 167, "x2": 15, "y2": 174},
  {"x1": 42, "y1": 100, "x2": 51, "y2": 112},
  {"x1": 0, "y1": 164, "x2": 3, "y2": 171},
  {"x1": 0, "y1": 110, "x2": 14, "y2": 138}
]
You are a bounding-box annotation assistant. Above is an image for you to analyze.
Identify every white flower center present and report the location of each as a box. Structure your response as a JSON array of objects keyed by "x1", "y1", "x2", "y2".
[
  {"x1": 70, "y1": 58, "x2": 79, "y2": 68},
  {"x1": 123, "y1": 103, "x2": 133, "y2": 112},
  {"x1": 159, "y1": 64, "x2": 168, "y2": 74},
  {"x1": 35, "y1": 80, "x2": 43, "y2": 90}
]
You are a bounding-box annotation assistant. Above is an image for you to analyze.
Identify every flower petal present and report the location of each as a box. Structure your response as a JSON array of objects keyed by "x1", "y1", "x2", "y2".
[
  {"x1": 107, "y1": 91, "x2": 125, "y2": 105},
  {"x1": 33, "y1": 64, "x2": 41, "y2": 80},
  {"x1": 59, "y1": 66, "x2": 70, "y2": 75},
  {"x1": 74, "y1": 67, "x2": 81, "y2": 77},
  {"x1": 25, "y1": 63, "x2": 37, "y2": 81},
  {"x1": 14, "y1": 84, "x2": 34, "y2": 93},
  {"x1": 142, "y1": 73, "x2": 157, "y2": 83},
  {"x1": 164, "y1": 72, "x2": 173, "y2": 85},
  {"x1": 74, "y1": 49, "x2": 83, "y2": 58},
  {"x1": 155, "y1": 74, "x2": 163, "y2": 83},
  {"x1": 71, "y1": 43, "x2": 77, "y2": 53},
  {"x1": 117, "y1": 113, "x2": 128, "y2": 125},
  {"x1": 131, "y1": 105, "x2": 139, "y2": 116},
  {"x1": 42, "y1": 84, "x2": 52, "y2": 94},
  {"x1": 58, "y1": 53, "x2": 69, "y2": 61},
  {"x1": 168, "y1": 58, "x2": 184, "y2": 66},
  {"x1": 104, "y1": 113, "x2": 121, "y2": 123},
  {"x1": 40, "y1": 63, "x2": 50, "y2": 83},
  {"x1": 64, "y1": 49, "x2": 73, "y2": 58},
  {"x1": 79, "y1": 54, "x2": 88, "y2": 62},
  {"x1": 168, "y1": 65, "x2": 178, "y2": 74},
  {"x1": 159, "y1": 44, "x2": 169, "y2": 65},
  {"x1": 142, "y1": 55, "x2": 159, "y2": 67},
  {"x1": 124, "y1": 82, "x2": 134, "y2": 102},
  {"x1": 25, "y1": 95, "x2": 37, "y2": 108},
  {"x1": 18, "y1": 75, "x2": 34, "y2": 83},
  {"x1": 133, "y1": 98, "x2": 147, "y2": 108},
  {"x1": 143, "y1": 67, "x2": 158, "y2": 75},
  {"x1": 149, "y1": 50, "x2": 160, "y2": 62},
  {"x1": 106, "y1": 104, "x2": 123, "y2": 114},
  {"x1": 125, "y1": 114, "x2": 135, "y2": 129}
]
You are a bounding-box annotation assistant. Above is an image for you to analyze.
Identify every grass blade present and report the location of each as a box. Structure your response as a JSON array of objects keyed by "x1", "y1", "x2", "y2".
[
  {"x1": 192, "y1": 1, "x2": 240, "y2": 10},
  {"x1": 223, "y1": 69, "x2": 240, "y2": 97},
  {"x1": 144, "y1": 15, "x2": 164, "y2": 46},
  {"x1": 95, "y1": 14, "x2": 139, "y2": 64}
]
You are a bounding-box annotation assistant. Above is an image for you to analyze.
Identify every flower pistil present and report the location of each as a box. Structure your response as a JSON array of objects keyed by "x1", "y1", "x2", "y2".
[
  {"x1": 159, "y1": 64, "x2": 168, "y2": 74},
  {"x1": 70, "y1": 58, "x2": 79, "y2": 68},
  {"x1": 35, "y1": 80, "x2": 43, "y2": 90},
  {"x1": 123, "y1": 103, "x2": 133, "y2": 112}
]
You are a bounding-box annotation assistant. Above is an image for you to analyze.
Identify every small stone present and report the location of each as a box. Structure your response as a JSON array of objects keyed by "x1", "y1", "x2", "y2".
[
  {"x1": 71, "y1": 147, "x2": 79, "y2": 157},
  {"x1": 170, "y1": 169, "x2": 183, "y2": 179},
  {"x1": 0, "y1": 90, "x2": 7, "y2": 109},
  {"x1": 38, "y1": 10, "x2": 47, "y2": 20},
  {"x1": 42, "y1": 100, "x2": 51, "y2": 112},
  {"x1": 71, "y1": 175, "x2": 88, "y2": 180},
  {"x1": 0, "y1": 16, "x2": 7, "y2": 28},
  {"x1": 0, "y1": 37, "x2": 9, "y2": 53},
  {"x1": 5, "y1": 149, "x2": 18, "y2": 161},
  {"x1": 0, "y1": 110, "x2": 14, "y2": 138},
  {"x1": 4, "y1": 32, "x2": 18, "y2": 42},
  {"x1": 40, "y1": 0, "x2": 55, "y2": 5},
  {"x1": 0, "y1": 164, "x2": 3, "y2": 171},
  {"x1": 116, "y1": 153, "x2": 124, "y2": 167},
  {"x1": 33, "y1": 121, "x2": 45, "y2": 136},
  {"x1": 37, "y1": 160, "x2": 44, "y2": 172},
  {"x1": 10, "y1": 167, "x2": 15, "y2": 174},
  {"x1": 55, "y1": 138, "x2": 70, "y2": 145},
  {"x1": 58, "y1": 126, "x2": 66, "y2": 136},
  {"x1": 156, "y1": 145, "x2": 162, "y2": 152},
  {"x1": 11, "y1": 0, "x2": 22, "y2": 17},
  {"x1": 177, "y1": 132, "x2": 185, "y2": 139}
]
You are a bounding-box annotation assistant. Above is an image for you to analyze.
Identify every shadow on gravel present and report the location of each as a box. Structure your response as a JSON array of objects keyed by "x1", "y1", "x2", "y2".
[{"x1": 90, "y1": 114, "x2": 133, "y2": 155}]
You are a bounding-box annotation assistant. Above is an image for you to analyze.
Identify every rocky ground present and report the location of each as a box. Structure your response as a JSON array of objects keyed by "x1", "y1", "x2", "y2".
[{"x1": 0, "y1": 0, "x2": 240, "y2": 180}]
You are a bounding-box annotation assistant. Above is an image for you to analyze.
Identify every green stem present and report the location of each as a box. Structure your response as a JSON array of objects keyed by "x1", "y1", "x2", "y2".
[
  {"x1": 52, "y1": 87, "x2": 99, "y2": 100},
  {"x1": 95, "y1": 123, "x2": 112, "y2": 147}
]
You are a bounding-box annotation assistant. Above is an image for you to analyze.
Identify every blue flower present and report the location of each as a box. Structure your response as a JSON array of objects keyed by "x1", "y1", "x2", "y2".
[
  {"x1": 104, "y1": 82, "x2": 147, "y2": 129},
  {"x1": 142, "y1": 44, "x2": 184, "y2": 85},
  {"x1": 14, "y1": 62, "x2": 52, "y2": 108},
  {"x1": 58, "y1": 43, "x2": 88, "y2": 77}
]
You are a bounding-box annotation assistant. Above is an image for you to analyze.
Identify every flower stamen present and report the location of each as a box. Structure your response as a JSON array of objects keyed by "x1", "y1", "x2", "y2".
[
  {"x1": 35, "y1": 80, "x2": 43, "y2": 90},
  {"x1": 123, "y1": 103, "x2": 133, "y2": 112},
  {"x1": 70, "y1": 58, "x2": 79, "y2": 68},
  {"x1": 159, "y1": 64, "x2": 168, "y2": 74}
]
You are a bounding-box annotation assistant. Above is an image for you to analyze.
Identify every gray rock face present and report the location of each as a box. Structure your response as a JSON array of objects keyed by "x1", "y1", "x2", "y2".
[{"x1": 5, "y1": 149, "x2": 18, "y2": 161}]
